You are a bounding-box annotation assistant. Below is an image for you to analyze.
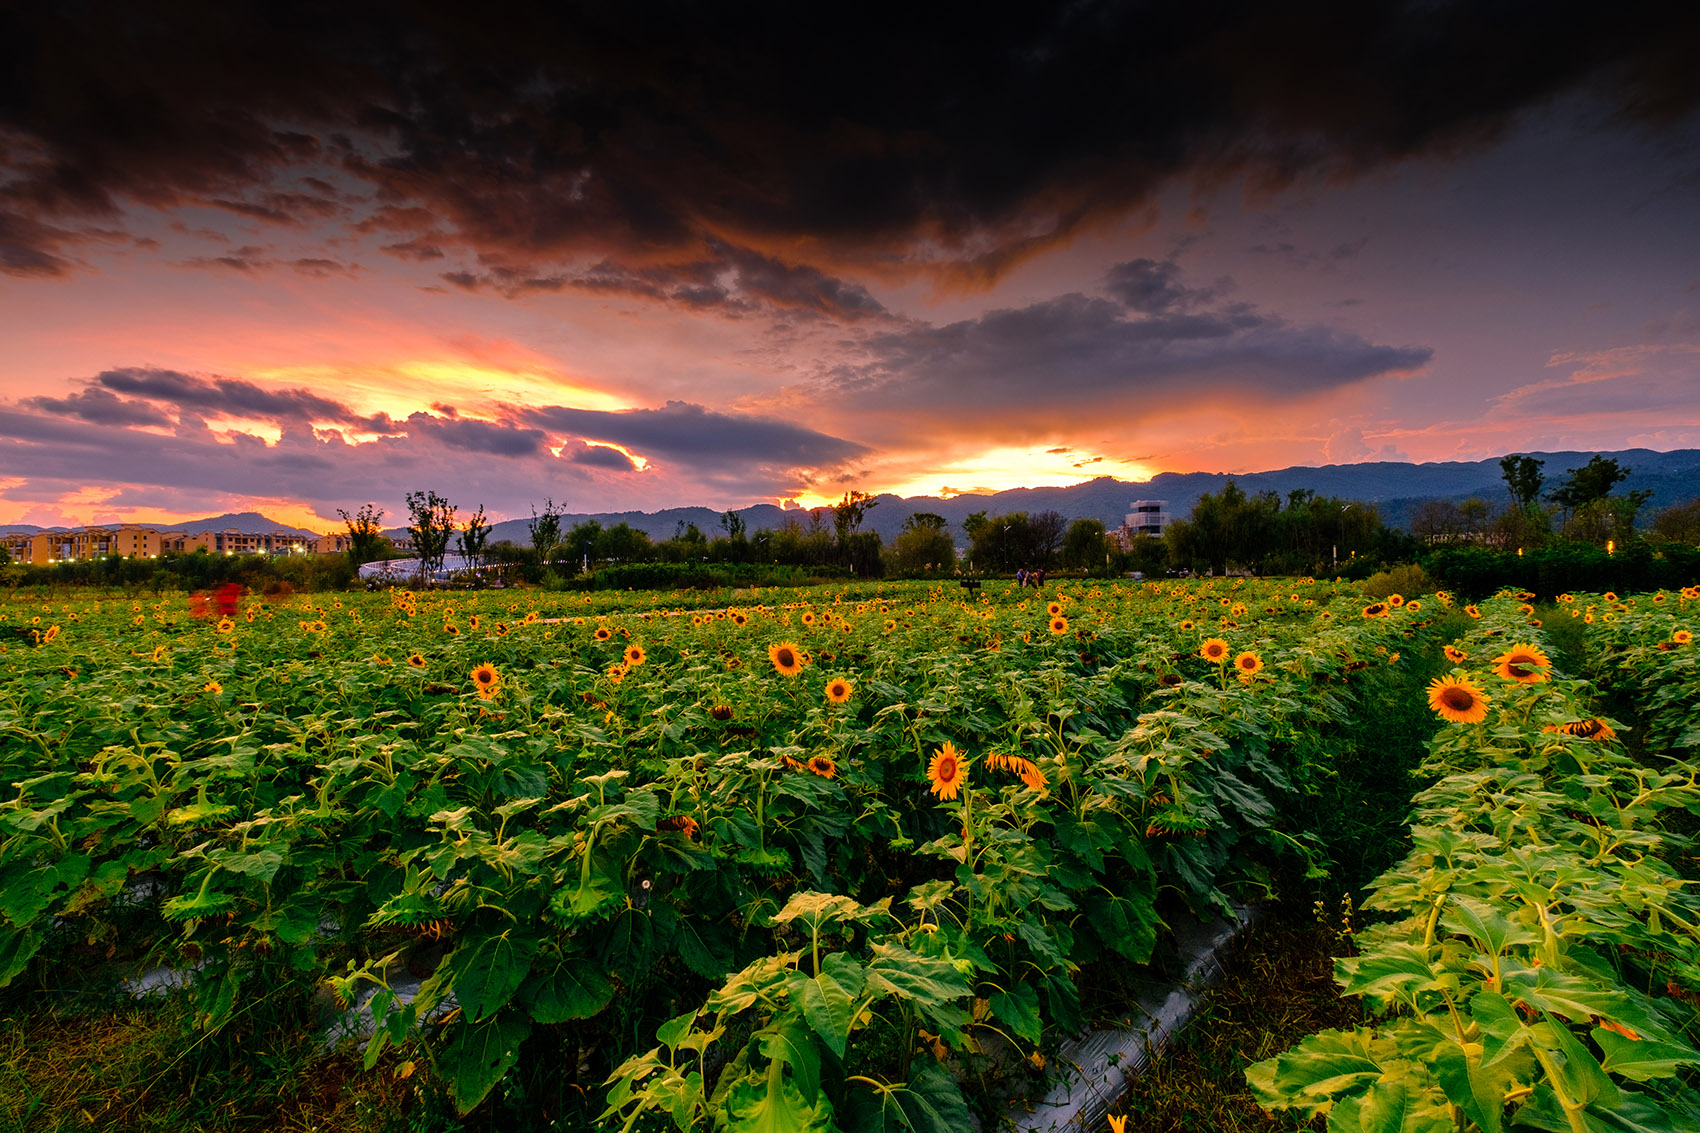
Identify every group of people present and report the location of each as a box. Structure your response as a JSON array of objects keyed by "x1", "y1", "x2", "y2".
[{"x1": 1014, "y1": 567, "x2": 1047, "y2": 591}]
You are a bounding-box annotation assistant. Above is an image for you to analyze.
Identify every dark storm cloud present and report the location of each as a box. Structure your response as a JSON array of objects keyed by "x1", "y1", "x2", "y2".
[
  {"x1": 24, "y1": 386, "x2": 173, "y2": 427},
  {"x1": 521, "y1": 401, "x2": 867, "y2": 468},
  {"x1": 95, "y1": 367, "x2": 362, "y2": 425},
  {"x1": 3, "y1": 2, "x2": 1696, "y2": 282},
  {"x1": 565, "y1": 442, "x2": 640, "y2": 471},
  {"x1": 402, "y1": 412, "x2": 547, "y2": 457},
  {"x1": 829, "y1": 271, "x2": 1432, "y2": 411}
]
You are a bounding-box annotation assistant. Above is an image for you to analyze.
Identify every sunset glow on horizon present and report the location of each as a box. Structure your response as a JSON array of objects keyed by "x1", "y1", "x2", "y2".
[{"x1": 2, "y1": 4, "x2": 1696, "y2": 532}]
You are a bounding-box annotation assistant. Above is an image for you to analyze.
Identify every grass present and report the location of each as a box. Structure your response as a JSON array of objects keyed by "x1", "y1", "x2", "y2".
[{"x1": 1106, "y1": 905, "x2": 1362, "y2": 1132}]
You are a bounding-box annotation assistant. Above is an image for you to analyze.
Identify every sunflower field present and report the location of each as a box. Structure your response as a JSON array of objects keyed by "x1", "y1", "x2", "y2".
[{"x1": 1, "y1": 578, "x2": 1695, "y2": 1130}]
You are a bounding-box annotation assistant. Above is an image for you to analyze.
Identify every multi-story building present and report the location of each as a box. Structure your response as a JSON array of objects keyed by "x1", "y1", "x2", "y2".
[
  {"x1": 1123, "y1": 500, "x2": 1169, "y2": 538},
  {"x1": 1, "y1": 522, "x2": 343, "y2": 561}
]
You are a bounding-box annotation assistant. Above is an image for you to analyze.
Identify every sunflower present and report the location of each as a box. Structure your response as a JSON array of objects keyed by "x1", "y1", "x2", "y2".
[
  {"x1": 443, "y1": 623, "x2": 459, "y2": 635},
  {"x1": 1544, "y1": 718, "x2": 1617, "y2": 741},
  {"x1": 1674, "y1": 630, "x2": 1693, "y2": 645},
  {"x1": 215, "y1": 617, "x2": 235, "y2": 633},
  {"x1": 1179, "y1": 619, "x2": 1195, "y2": 631},
  {"x1": 659, "y1": 815, "x2": 700, "y2": 840},
  {"x1": 1049, "y1": 616, "x2": 1069, "y2": 635},
  {"x1": 927, "y1": 742, "x2": 970, "y2": 801},
  {"x1": 1047, "y1": 602, "x2": 1063, "y2": 617},
  {"x1": 1603, "y1": 591, "x2": 1619, "y2": 603},
  {"x1": 1427, "y1": 675, "x2": 1491, "y2": 724},
  {"x1": 469, "y1": 662, "x2": 501, "y2": 698},
  {"x1": 624, "y1": 644, "x2": 647, "y2": 667},
  {"x1": 709, "y1": 704, "x2": 734, "y2": 721},
  {"x1": 493, "y1": 622, "x2": 508, "y2": 636},
  {"x1": 1199, "y1": 637, "x2": 1230, "y2": 663},
  {"x1": 1443, "y1": 645, "x2": 1468, "y2": 664},
  {"x1": 808, "y1": 755, "x2": 838, "y2": 779},
  {"x1": 1464, "y1": 605, "x2": 1482, "y2": 619},
  {"x1": 769, "y1": 641, "x2": 806, "y2": 676},
  {"x1": 607, "y1": 663, "x2": 627, "y2": 684},
  {"x1": 407, "y1": 652, "x2": 427, "y2": 668},
  {"x1": 1387, "y1": 594, "x2": 1404, "y2": 608},
  {"x1": 1158, "y1": 672, "x2": 1183, "y2": 687},
  {"x1": 594, "y1": 626, "x2": 612, "y2": 641},
  {"x1": 883, "y1": 619, "x2": 897, "y2": 633},
  {"x1": 1362, "y1": 602, "x2": 1388, "y2": 618},
  {"x1": 1406, "y1": 601, "x2": 1422, "y2": 612},
  {"x1": 1493, "y1": 643, "x2": 1551, "y2": 683},
  {"x1": 202, "y1": 679, "x2": 223, "y2": 694},
  {"x1": 1234, "y1": 650, "x2": 1264, "y2": 676},
  {"x1": 468, "y1": 614, "x2": 480, "y2": 630},
  {"x1": 732, "y1": 612, "x2": 749, "y2": 626},
  {"x1": 825, "y1": 677, "x2": 852, "y2": 704}
]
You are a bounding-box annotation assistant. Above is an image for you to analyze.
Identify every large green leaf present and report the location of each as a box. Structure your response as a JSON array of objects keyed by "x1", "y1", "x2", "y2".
[
  {"x1": 721, "y1": 1049, "x2": 835, "y2": 1133},
  {"x1": 677, "y1": 915, "x2": 734, "y2": 979},
  {"x1": 447, "y1": 930, "x2": 539, "y2": 1022},
  {"x1": 442, "y1": 1010, "x2": 532, "y2": 1114},
  {"x1": 1593, "y1": 1027, "x2": 1700, "y2": 1081},
  {"x1": 787, "y1": 957, "x2": 861, "y2": 1059},
  {"x1": 988, "y1": 981, "x2": 1041, "y2": 1045},
  {"x1": 1246, "y1": 1029, "x2": 1385, "y2": 1117},
  {"x1": 521, "y1": 956, "x2": 614, "y2": 1023},
  {"x1": 1352, "y1": 1078, "x2": 1454, "y2": 1133},
  {"x1": 863, "y1": 941, "x2": 969, "y2": 1031}
]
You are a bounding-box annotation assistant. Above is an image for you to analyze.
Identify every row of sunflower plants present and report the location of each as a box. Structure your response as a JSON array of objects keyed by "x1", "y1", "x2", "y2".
[
  {"x1": 1575, "y1": 585, "x2": 1700, "y2": 758},
  {"x1": 0, "y1": 577, "x2": 1421, "y2": 1123},
  {"x1": 1248, "y1": 591, "x2": 1700, "y2": 1132}
]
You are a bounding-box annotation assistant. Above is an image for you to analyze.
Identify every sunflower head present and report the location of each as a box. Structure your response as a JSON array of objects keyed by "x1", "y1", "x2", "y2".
[
  {"x1": 407, "y1": 652, "x2": 427, "y2": 668},
  {"x1": 215, "y1": 617, "x2": 235, "y2": 633},
  {"x1": 1234, "y1": 650, "x2": 1264, "y2": 676},
  {"x1": 1199, "y1": 637, "x2": 1230, "y2": 663},
  {"x1": 1427, "y1": 675, "x2": 1490, "y2": 724},
  {"x1": 808, "y1": 755, "x2": 838, "y2": 779},
  {"x1": 1049, "y1": 616, "x2": 1069, "y2": 635},
  {"x1": 825, "y1": 677, "x2": 852, "y2": 704},
  {"x1": 202, "y1": 679, "x2": 223, "y2": 694},
  {"x1": 769, "y1": 641, "x2": 805, "y2": 676},
  {"x1": 468, "y1": 615, "x2": 480, "y2": 630},
  {"x1": 1047, "y1": 602, "x2": 1063, "y2": 617},
  {"x1": 624, "y1": 644, "x2": 646, "y2": 666},
  {"x1": 1674, "y1": 630, "x2": 1693, "y2": 645},
  {"x1": 1464, "y1": 605, "x2": 1482, "y2": 619},
  {"x1": 594, "y1": 626, "x2": 612, "y2": 641},
  {"x1": 927, "y1": 742, "x2": 969, "y2": 801},
  {"x1": 1443, "y1": 645, "x2": 1468, "y2": 664},
  {"x1": 1493, "y1": 643, "x2": 1552, "y2": 683},
  {"x1": 470, "y1": 662, "x2": 500, "y2": 698},
  {"x1": 1362, "y1": 603, "x2": 1388, "y2": 618}
]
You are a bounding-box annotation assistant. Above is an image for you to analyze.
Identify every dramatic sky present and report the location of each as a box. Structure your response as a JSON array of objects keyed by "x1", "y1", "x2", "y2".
[{"x1": 3, "y1": 1, "x2": 1699, "y2": 531}]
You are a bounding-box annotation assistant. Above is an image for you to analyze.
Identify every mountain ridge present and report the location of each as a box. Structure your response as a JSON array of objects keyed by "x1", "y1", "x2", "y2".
[{"x1": 5, "y1": 450, "x2": 1695, "y2": 543}]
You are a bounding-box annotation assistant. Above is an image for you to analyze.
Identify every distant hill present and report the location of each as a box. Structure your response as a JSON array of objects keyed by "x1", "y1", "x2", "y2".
[
  {"x1": 0, "y1": 511, "x2": 321, "y2": 537},
  {"x1": 7, "y1": 449, "x2": 1695, "y2": 543},
  {"x1": 467, "y1": 447, "x2": 1700, "y2": 545}
]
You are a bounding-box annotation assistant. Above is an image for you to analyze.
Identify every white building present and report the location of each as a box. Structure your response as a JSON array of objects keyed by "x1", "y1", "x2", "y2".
[{"x1": 1124, "y1": 500, "x2": 1169, "y2": 538}]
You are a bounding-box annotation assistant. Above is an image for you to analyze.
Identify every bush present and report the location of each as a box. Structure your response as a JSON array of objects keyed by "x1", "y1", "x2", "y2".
[{"x1": 1360, "y1": 563, "x2": 1432, "y2": 599}]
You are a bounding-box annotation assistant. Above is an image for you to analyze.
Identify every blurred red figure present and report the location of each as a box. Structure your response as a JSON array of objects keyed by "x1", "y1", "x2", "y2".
[
  {"x1": 215, "y1": 581, "x2": 241, "y2": 617},
  {"x1": 188, "y1": 592, "x2": 209, "y2": 619}
]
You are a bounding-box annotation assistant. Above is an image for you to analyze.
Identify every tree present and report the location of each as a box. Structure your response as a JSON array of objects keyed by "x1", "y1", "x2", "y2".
[
  {"x1": 1059, "y1": 518, "x2": 1108, "y2": 570},
  {"x1": 832, "y1": 491, "x2": 878, "y2": 546},
  {"x1": 1500, "y1": 454, "x2": 1545, "y2": 510},
  {"x1": 457, "y1": 504, "x2": 490, "y2": 572},
  {"x1": 1550, "y1": 456, "x2": 1646, "y2": 544},
  {"x1": 1653, "y1": 499, "x2": 1700, "y2": 544},
  {"x1": 1029, "y1": 510, "x2": 1067, "y2": 565},
  {"x1": 336, "y1": 502, "x2": 387, "y2": 567},
  {"x1": 528, "y1": 498, "x2": 565, "y2": 564},
  {"x1": 889, "y1": 519, "x2": 955, "y2": 576},
  {"x1": 720, "y1": 510, "x2": 746, "y2": 540},
  {"x1": 404, "y1": 491, "x2": 457, "y2": 583},
  {"x1": 1549, "y1": 455, "x2": 1629, "y2": 513}
]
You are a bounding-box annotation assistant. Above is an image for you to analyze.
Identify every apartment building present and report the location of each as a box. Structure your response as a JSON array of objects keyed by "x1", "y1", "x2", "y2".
[
  {"x1": 1123, "y1": 500, "x2": 1170, "y2": 538},
  {"x1": 3, "y1": 523, "x2": 336, "y2": 563}
]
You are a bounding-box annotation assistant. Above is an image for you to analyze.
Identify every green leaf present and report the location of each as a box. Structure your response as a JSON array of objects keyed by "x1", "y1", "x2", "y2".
[
  {"x1": 1354, "y1": 1078, "x2": 1454, "y2": 1133},
  {"x1": 988, "y1": 981, "x2": 1042, "y2": 1045},
  {"x1": 1442, "y1": 895, "x2": 1538, "y2": 958},
  {"x1": 771, "y1": 891, "x2": 862, "y2": 933},
  {"x1": 1470, "y1": 991, "x2": 1528, "y2": 1068},
  {"x1": 521, "y1": 957, "x2": 614, "y2": 1024},
  {"x1": 1245, "y1": 1029, "x2": 1384, "y2": 1117},
  {"x1": 722, "y1": 1052, "x2": 835, "y2": 1133},
  {"x1": 1542, "y1": 1013, "x2": 1621, "y2": 1111},
  {"x1": 863, "y1": 941, "x2": 970, "y2": 1031},
  {"x1": 208, "y1": 847, "x2": 286, "y2": 883},
  {"x1": 676, "y1": 916, "x2": 734, "y2": 979},
  {"x1": 1429, "y1": 1040, "x2": 1507, "y2": 1133},
  {"x1": 442, "y1": 1010, "x2": 532, "y2": 1114},
  {"x1": 0, "y1": 927, "x2": 44, "y2": 988},
  {"x1": 446, "y1": 930, "x2": 539, "y2": 1022},
  {"x1": 788, "y1": 963, "x2": 860, "y2": 1059},
  {"x1": 1593, "y1": 1028, "x2": 1700, "y2": 1081},
  {"x1": 761, "y1": 1022, "x2": 821, "y2": 1105}
]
